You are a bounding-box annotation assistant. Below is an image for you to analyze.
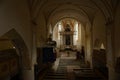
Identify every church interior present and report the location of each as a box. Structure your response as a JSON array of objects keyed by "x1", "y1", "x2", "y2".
[{"x1": 0, "y1": 0, "x2": 120, "y2": 80}]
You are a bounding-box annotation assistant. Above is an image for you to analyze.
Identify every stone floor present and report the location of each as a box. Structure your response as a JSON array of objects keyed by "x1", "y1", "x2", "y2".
[{"x1": 39, "y1": 51, "x2": 87, "y2": 80}]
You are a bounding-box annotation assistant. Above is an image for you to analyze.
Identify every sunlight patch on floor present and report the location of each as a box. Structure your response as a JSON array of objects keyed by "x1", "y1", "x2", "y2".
[{"x1": 52, "y1": 58, "x2": 60, "y2": 71}]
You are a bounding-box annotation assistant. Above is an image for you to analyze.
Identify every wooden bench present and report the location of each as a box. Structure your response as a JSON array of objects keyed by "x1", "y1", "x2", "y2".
[{"x1": 73, "y1": 68, "x2": 102, "y2": 80}]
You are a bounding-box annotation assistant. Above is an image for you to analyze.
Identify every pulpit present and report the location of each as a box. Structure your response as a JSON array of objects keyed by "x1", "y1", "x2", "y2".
[{"x1": 42, "y1": 46, "x2": 56, "y2": 63}]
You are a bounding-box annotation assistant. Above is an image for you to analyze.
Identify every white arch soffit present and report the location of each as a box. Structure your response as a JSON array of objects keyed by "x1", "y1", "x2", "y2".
[
  {"x1": 52, "y1": 18, "x2": 90, "y2": 36},
  {"x1": 49, "y1": 11, "x2": 89, "y2": 27},
  {"x1": 47, "y1": 9, "x2": 90, "y2": 26},
  {"x1": 47, "y1": 4, "x2": 94, "y2": 26}
]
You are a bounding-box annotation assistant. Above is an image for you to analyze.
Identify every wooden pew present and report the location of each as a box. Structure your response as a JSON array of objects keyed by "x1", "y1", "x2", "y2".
[{"x1": 73, "y1": 68, "x2": 102, "y2": 80}]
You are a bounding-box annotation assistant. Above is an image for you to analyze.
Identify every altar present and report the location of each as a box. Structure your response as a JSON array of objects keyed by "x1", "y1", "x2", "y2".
[{"x1": 59, "y1": 24, "x2": 75, "y2": 51}]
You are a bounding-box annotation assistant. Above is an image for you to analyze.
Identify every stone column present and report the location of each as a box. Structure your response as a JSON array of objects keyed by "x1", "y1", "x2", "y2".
[
  {"x1": 105, "y1": 20, "x2": 119, "y2": 80},
  {"x1": 32, "y1": 31, "x2": 37, "y2": 65},
  {"x1": 22, "y1": 66, "x2": 35, "y2": 80},
  {"x1": 17, "y1": 13, "x2": 36, "y2": 80}
]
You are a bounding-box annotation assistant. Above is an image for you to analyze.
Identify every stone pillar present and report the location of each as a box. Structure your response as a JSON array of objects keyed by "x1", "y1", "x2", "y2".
[
  {"x1": 105, "y1": 20, "x2": 118, "y2": 80},
  {"x1": 22, "y1": 66, "x2": 34, "y2": 80},
  {"x1": 106, "y1": 24, "x2": 114, "y2": 67},
  {"x1": 31, "y1": 21, "x2": 37, "y2": 65},
  {"x1": 32, "y1": 33, "x2": 37, "y2": 65}
]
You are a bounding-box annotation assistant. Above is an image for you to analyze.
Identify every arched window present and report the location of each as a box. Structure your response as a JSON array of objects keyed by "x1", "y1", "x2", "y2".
[
  {"x1": 58, "y1": 22, "x2": 62, "y2": 40},
  {"x1": 74, "y1": 22, "x2": 78, "y2": 45}
]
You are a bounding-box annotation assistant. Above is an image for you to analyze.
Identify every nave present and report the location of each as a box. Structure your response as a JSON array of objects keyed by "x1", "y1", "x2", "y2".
[{"x1": 0, "y1": 0, "x2": 120, "y2": 80}]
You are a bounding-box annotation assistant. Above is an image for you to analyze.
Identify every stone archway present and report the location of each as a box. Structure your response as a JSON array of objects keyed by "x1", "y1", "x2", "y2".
[
  {"x1": 4, "y1": 29, "x2": 31, "y2": 69},
  {"x1": 0, "y1": 29, "x2": 31, "y2": 80}
]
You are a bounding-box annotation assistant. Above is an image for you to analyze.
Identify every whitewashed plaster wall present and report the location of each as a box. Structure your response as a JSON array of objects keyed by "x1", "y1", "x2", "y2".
[
  {"x1": 81, "y1": 24, "x2": 86, "y2": 47},
  {"x1": 53, "y1": 25, "x2": 60, "y2": 47},
  {"x1": 77, "y1": 23, "x2": 82, "y2": 50},
  {"x1": 85, "y1": 22, "x2": 92, "y2": 64},
  {"x1": 0, "y1": 0, "x2": 32, "y2": 53},
  {"x1": 0, "y1": 1, "x2": 36, "y2": 80},
  {"x1": 114, "y1": 3, "x2": 120, "y2": 58},
  {"x1": 92, "y1": 11, "x2": 106, "y2": 49},
  {"x1": 36, "y1": 12, "x2": 47, "y2": 47}
]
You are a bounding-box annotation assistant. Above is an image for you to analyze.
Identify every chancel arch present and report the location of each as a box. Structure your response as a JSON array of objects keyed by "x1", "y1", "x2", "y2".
[
  {"x1": 0, "y1": 29, "x2": 32, "y2": 79},
  {"x1": 53, "y1": 18, "x2": 86, "y2": 51}
]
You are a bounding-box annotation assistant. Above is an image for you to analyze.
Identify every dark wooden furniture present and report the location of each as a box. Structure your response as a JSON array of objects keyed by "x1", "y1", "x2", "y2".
[
  {"x1": 0, "y1": 49, "x2": 19, "y2": 80},
  {"x1": 73, "y1": 68, "x2": 102, "y2": 80},
  {"x1": 92, "y1": 49, "x2": 108, "y2": 80}
]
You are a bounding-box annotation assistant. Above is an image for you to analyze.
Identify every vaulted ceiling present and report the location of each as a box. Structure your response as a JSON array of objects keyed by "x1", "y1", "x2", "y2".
[{"x1": 29, "y1": 0, "x2": 119, "y2": 26}]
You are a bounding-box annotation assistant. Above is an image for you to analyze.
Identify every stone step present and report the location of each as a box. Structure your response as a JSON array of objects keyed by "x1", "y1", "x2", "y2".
[
  {"x1": 46, "y1": 73, "x2": 66, "y2": 76},
  {"x1": 44, "y1": 76, "x2": 67, "y2": 79},
  {"x1": 43, "y1": 79, "x2": 67, "y2": 80}
]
